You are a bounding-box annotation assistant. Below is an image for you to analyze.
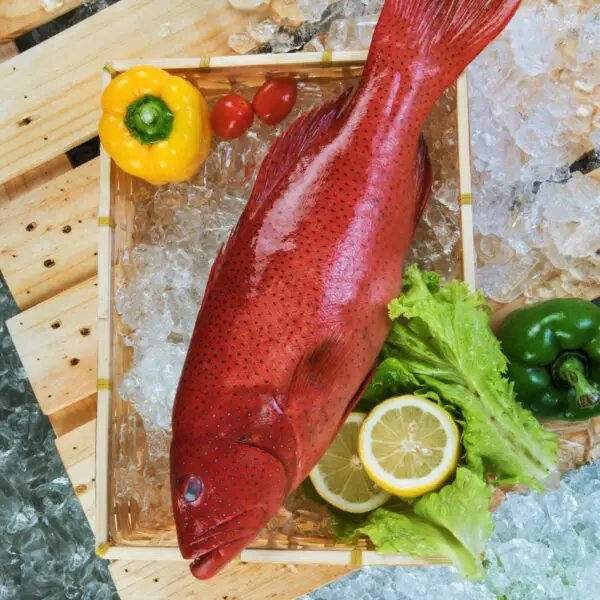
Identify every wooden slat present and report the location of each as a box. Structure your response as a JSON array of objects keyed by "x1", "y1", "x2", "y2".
[
  {"x1": 6, "y1": 276, "x2": 97, "y2": 415},
  {"x1": 0, "y1": 0, "x2": 257, "y2": 184},
  {"x1": 56, "y1": 418, "x2": 96, "y2": 469},
  {"x1": 110, "y1": 560, "x2": 351, "y2": 600},
  {"x1": 56, "y1": 419, "x2": 96, "y2": 530},
  {"x1": 49, "y1": 394, "x2": 97, "y2": 437},
  {"x1": 0, "y1": 155, "x2": 72, "y2": 205},
  {"x1": 0, "y1": 158, "x2": 98, "y2": 309},
  {"x1": 0, "y1": 41, "x2": 72, "y2": 206},
  {"x1": 0, "y1": 0, "x2": 84, "y2": 41}
]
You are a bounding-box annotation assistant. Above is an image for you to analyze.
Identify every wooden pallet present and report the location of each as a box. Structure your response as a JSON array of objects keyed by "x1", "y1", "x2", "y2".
[{"x1": 0, "y1": 1, "x2": 352, "y2": 597}]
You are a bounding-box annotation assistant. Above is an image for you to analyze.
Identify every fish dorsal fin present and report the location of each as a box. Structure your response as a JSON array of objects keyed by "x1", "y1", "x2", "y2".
[
  {"x1": 244, "y1": 88, "x2": 353, "y2": 220},
  {"x1": 200, "y1": 92, "x2": 352, "y2": 302}
]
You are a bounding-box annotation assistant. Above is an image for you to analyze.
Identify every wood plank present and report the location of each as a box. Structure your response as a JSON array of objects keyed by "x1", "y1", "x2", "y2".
[
  {"x1": 0, "y1": 41, "x2": 72, "y2": 206},
  {"x1": 0, "y1": 155, "x2": 72, "y2": 205},
  {"x1": 49, "y1": 394, "x2": 97, "y2": 437},
  {"x1": 110, "y1": 559, "x2": 351, "y2": 600},
  {"x1": 56, "y1": 418, "x2": 96, "y2": 470},
  {"x1": 56, "y1": 419, "x2": 96, "y2": 530},
  {"x1": 6, "y1": 276, "x2": 97, "y2": 415},
  {"x1": 0, "y1": 158, "x2": 98, "y2": 309},
  {"x1": 0, "y1": 0, "x2": 257, "y2": 185},
  {"x1": 0, "y1": 0, "x2": 84, "y2": 41}
]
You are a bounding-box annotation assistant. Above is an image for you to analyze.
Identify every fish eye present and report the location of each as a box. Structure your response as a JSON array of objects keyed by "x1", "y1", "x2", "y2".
[{"x1": 180, "y1": 475, "x2": 204, "y2": 503}]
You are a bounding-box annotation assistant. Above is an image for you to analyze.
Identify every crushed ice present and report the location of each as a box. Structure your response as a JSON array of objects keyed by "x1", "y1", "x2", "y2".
[{"x1": 303, "y1": 461, "x2": 600, "y2": 600}]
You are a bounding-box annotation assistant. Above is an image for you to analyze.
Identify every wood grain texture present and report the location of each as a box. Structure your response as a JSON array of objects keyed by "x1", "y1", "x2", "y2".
[
  {"x1": 0, "y1": 0, "x2": 84, "y2": 41},
  {"x1": 0, "y1": 158, "x2": 98, "y2": 309},
  {"x1": 110, "y1": 559, "x2": 351, "y2": 600},
  {"x1": 0, "y1": 41, "x2": 72, "y2": 207},
  {"x1": 49, "y1": 394, "x2": 97, "y2": 437},
  {"x1": 6, "y1": 276, "x2": 97, "y2": 415},
  {"x1": 55, "y1": 419, "x2": 96, "y2": 530},
  {"x1": 0, "y1": 0, "x2": 256, "y2": 184}
]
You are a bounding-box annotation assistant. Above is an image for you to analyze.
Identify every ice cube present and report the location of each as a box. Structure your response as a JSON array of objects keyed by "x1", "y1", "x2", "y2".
[
  {"x1": 228, "y1": 32, "x2": 256, "y2": 54},
  {"x1": 247, "y1": 18, "x2": 280, "y2": 44},
  {"x1": 297, "y1": 0, "x2": 328, "y2": 22}
]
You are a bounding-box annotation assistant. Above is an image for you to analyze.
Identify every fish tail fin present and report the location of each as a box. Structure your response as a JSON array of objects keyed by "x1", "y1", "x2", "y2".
[{"x1": 367, "y1": 0, "x2": 521, "y2": 96}]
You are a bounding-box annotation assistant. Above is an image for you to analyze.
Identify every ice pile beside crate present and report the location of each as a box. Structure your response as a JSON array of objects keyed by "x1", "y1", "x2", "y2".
[
  {"x1": 115, "y1": 79, "x2": 460, "y2": 436},
  {"x1": 469, "y1": 0, "x2": 599, "y2": 303},
  {"x1": 303, "y1": 460, "x2": 600, "y2": 600}
]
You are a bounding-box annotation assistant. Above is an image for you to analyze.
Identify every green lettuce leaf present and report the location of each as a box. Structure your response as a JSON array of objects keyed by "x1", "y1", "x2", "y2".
[
  {"x1": 357, "y1": 468, "x2": 492, "y2": 579},
  {"x1": 414, "y1": 467, "x2": 493, "y2": 564},
  {"x1": 384, "y1": 265, "x2": 558, "y2": 487}
]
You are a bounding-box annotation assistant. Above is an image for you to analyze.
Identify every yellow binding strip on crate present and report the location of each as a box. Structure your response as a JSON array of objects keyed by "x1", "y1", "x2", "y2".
[
  {"x1": 459, "y1": 193, "x2": 473, "y2": 206},
  {"x1": 95, "y1": 540, "x2": 114, "y2": 558},
  {"x1": 199, "y1": 56, "x2": 212, "y2": 72},
  {"x1": 98, "y1": 216, "x2": 116, "y2": 228},
  {"x1": 350, "y1": 547, "x2": 363, "y2": 568},
  {"x1": 321, "y1": 49, "x2": 333, "y2": 66},
  {"x1": 97, "y1": 379, "x2": 113, "y2": 391}
]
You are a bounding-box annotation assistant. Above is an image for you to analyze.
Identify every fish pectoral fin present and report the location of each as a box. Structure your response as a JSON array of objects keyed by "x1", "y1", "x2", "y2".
[
  {"x1": 289, "y1": 336, "x2": 376, "y2": 424},
  {"x1": 340, "y1": 363, "x2": 377, "y2": 423},
  {"x1": 243, "y1": 88, "x2": 354, "y2": 221}
]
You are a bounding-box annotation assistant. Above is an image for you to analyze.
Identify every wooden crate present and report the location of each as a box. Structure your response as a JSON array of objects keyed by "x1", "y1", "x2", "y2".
[{"x1": 95, "y1": 50, "x2": 476, "y2": 565}]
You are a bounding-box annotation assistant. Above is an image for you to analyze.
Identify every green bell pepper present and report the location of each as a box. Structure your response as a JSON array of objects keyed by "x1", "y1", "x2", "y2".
[{"x1": 498, "y1": 298, "x2": 600, "y2": 421}]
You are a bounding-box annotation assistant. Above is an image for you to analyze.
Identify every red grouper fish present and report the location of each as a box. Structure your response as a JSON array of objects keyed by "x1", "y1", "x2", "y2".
[{"x1": 171, "y1": 0, "x2": 521, "y2": 580}]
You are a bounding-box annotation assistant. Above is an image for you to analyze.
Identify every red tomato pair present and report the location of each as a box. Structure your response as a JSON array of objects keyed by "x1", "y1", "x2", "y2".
[{"x1": 211, "y1": 78, "x2": 297, "y2": 140}]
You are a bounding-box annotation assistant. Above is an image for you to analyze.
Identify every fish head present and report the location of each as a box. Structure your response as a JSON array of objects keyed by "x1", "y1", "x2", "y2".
[{"x1": 170, "y1": 433, "x2": 289, "y2": 580}]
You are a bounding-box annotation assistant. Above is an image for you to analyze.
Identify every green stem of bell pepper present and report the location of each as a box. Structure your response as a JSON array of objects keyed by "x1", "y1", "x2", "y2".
[
  {"x1": 124, "y1": 94, "x2": 174, "y2": 144},
  {"x1": 556, "y1": 354, "x2": 600, "y2": 409}
]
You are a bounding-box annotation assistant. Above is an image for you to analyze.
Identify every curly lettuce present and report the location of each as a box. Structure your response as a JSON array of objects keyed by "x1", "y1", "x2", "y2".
[
  {"x1": 381, "y1": 265, "x2": 558, "y2": 487},
  {"x1": 359, "y1": 468, "x2": 493, "y2": 580}
]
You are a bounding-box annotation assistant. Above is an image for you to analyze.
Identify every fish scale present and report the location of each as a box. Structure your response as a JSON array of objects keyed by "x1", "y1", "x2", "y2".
[{"x1": 170, "y1": 0, "x2": 522, "y2": 580}]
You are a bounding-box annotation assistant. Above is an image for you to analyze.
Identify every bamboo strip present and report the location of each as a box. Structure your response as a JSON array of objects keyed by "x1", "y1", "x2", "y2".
[
  {"x1": 108, "y1": 51, "x2": 368, "y2": 73},
  {"x1": 456, "y1": 72, "x2": 476, "y2": 290},
  {"x1": 95, "y1": 68, "x2": 113, "y2": 550}
]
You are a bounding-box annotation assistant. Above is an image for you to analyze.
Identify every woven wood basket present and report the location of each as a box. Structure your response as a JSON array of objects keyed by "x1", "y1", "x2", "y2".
[{"x1": 96, "y1": 51, "x2": 600, "y2": 564}]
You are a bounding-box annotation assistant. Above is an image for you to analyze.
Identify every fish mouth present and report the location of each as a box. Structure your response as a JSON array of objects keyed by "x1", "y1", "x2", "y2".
[{"x1": 189, "y1": 537, "x2": 250, "y2": 580}]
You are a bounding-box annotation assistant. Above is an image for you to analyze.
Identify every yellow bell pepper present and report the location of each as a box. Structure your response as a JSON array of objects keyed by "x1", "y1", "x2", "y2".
[{"x1": 99, "y1": 66, "x2": 211, "y2": 185}]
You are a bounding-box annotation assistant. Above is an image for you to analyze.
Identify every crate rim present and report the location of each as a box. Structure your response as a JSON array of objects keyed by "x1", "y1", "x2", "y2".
[{"x1": 95, "y1": 51, "x2": 474, "y2": 563}]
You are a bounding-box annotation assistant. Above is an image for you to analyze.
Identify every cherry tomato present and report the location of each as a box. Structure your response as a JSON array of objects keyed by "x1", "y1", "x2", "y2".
[
  {"x1": 211, "y1": 94, "x2": 254, "y2": 140},
  {"x1": 252, "y1": 77, "x2": 297, "y2": 126}
]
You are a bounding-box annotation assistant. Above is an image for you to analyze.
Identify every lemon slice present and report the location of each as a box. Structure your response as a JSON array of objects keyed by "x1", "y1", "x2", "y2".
[
  {"x1": 359, "y1": 396, "x2": 459, "y2": 498},
  {"x1": 310, "y1": 413, "x2": 392, "y2": 513}
]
